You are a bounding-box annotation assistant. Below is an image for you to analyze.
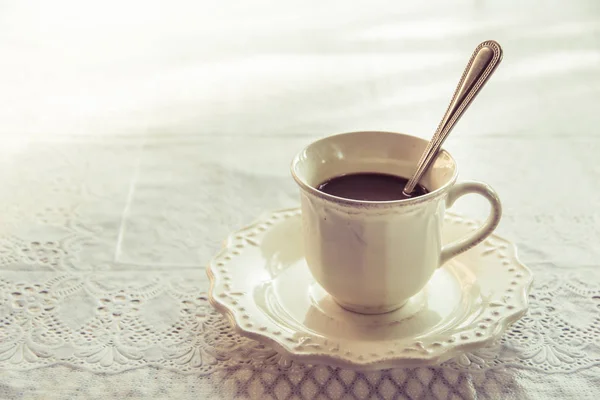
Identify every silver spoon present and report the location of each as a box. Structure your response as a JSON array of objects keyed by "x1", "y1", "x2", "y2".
[{"x1": 403, "y1": 40, "x2": 503, "y2": 196}]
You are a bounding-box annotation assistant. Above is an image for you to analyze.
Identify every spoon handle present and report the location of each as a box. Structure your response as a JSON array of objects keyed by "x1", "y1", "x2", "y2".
[{"x1": 403, "y1": 40, "x2": 503, "y2": 195}]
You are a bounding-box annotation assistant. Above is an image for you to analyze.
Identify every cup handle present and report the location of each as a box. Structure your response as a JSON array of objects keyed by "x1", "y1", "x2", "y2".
[{"x1": 439, "y1": 181, "x2": 502, "y2": 266}]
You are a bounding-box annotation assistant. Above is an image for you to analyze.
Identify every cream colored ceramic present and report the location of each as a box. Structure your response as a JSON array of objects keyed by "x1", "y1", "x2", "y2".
[
  {"x1": 207, "y1": 209, "x2": 532, "y2": 369},
  {"x1": 291, "y1": 131, "x2": 502, "y2": 314}
]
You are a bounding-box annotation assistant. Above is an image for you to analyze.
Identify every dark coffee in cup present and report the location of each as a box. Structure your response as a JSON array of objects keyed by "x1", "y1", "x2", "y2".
[{"x1": 317, "y1": 172, "x2": 428, "y2": 201}]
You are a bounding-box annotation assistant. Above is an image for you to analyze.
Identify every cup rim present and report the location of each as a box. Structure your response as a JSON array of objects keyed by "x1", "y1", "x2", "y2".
[{"x1": 290, "y1": 131, "x2": 459, "y2": 208}]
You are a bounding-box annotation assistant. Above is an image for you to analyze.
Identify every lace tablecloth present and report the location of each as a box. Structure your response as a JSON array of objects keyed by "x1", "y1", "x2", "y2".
[{"x1": 1, "y1": 1, "x2": 600, "y2": 399}]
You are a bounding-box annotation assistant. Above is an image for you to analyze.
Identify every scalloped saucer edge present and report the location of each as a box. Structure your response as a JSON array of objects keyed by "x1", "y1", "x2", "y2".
[{"x1": 207, "y1": 208, "x2": 533, "y2": 370}]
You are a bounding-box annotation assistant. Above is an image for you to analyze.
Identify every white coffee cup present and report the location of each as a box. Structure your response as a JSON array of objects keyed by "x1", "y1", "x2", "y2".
[{"x1": 291, "y1": 131, "x2": 502, "y2": 314}]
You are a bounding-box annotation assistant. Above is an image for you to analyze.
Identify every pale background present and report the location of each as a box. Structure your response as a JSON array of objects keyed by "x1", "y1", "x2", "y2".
[{"x1": 0, "y1": 0, "x2": 599, "y2": 399}]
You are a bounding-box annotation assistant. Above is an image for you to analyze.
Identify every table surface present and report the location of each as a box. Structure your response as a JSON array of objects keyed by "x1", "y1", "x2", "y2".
[{"x1": 1, "y1": 1, "x2": 600, "y2": 399}]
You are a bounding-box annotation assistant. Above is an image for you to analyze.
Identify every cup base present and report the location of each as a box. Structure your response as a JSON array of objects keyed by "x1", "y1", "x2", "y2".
[{"x1": 334, "y1": 299, "x2": 408, "y2": 315}]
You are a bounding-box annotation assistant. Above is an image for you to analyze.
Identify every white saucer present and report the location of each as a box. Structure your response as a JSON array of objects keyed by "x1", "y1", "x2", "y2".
[{"x1": 207, "y1": 208, "x2": 532, "y2": 369}]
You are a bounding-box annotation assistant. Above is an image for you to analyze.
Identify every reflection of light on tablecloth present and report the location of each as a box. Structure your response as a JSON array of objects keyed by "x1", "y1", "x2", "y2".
[
  {"x1": 503, "y1": 51, "x2": 600, "y2": 79},
  {"x1": 354, "y1": 18, "x2": 511, "y2": 40}
]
